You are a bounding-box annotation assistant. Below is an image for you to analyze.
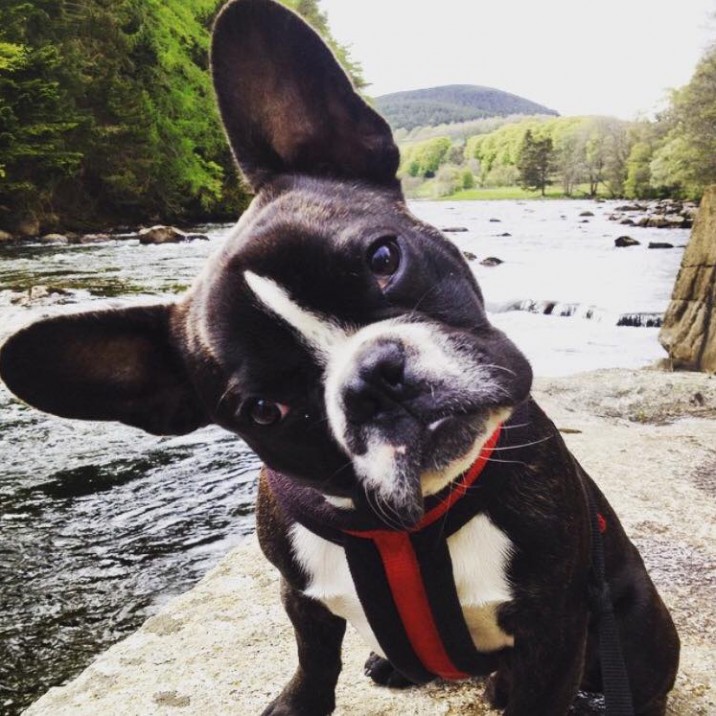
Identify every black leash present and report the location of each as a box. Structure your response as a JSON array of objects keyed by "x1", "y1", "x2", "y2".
[{"x1": 586, "y1": 488, "x2": 635, "y2": 716}]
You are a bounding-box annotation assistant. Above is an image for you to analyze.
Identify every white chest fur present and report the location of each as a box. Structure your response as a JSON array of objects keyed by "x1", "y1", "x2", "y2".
[{"x1": 289, "y1": 514, "x2": 515, "y2": 658}]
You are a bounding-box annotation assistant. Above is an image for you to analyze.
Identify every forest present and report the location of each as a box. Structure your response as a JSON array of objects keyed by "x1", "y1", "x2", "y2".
[
  {"x1": 375, "y1": 85, "x2": 558, "y2": 131},
  {"x1": 0, "y1": 0, "x2": 714, "y2": 236},
  {"x1": 0, "y1": 0, "x2": 362, "y2": 236},
  {"x1": 398, "y1": 44, "x2": 716, "y2": 201}
]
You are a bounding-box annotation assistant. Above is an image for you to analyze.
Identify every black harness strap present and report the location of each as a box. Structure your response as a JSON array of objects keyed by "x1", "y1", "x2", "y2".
[{"x1": 586, "y1": 487, "x2": 635, "y2": 716}]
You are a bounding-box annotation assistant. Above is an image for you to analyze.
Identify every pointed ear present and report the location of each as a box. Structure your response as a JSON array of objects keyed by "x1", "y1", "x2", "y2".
[
  {"x1": 211, "y1": 0, "x2": 399, "y2": 190},
  {"x1": 0, "y1": 305, "x2": 208, "y2": 436}
]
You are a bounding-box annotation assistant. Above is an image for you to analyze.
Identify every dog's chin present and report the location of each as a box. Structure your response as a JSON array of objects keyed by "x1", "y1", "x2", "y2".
[{"x1": 351, "y1": 410, "x2": 503, "y2": 529}]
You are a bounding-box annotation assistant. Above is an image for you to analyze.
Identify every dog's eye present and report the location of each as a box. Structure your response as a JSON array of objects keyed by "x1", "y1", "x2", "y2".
[
  {"x1": 367, "y1": 237, "x2": 400, "y2": 284},
  {"x1": 247, "y1": 399, "x2": 288, "y2": 426}
]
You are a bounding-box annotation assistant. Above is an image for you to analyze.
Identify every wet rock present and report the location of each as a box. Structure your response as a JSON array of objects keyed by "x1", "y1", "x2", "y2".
[
  {"x1": 647, "y1": 215, "x2": 669, "y2": 228},
  {"x1": 660, "y1": 185, "x2": 716, "y2": 373},
  {"x1": 579, "y1": 211, "x2": 594, "y2": 217},
  {"x1": 138, "y1": 225, "x2": 188, "y2": 244},
  {"x1": 498, "y1": 232, "x2": 512, "y2": 237},
  {"x1": 72, "y1": 233, "x2": 113, "y2": 244},
  {"x1": 615, "y1": 204, "x2": 646, "y2": 212},
  {"x1": 0, "y1": 229, "x2": 14, "y2": 243},
  {"x1": 608, "y1": 200, "x2": 696, "y2": 230},
  {"x1": 10, "y1": 285, "x2": 72, "y2": 306},
  {"x1": 648, "y1": 242, "x2": 674, "y2": 249},
  {"x1": 41, "y1": 233, "x2": 69, "y2": 244},
  {"x1": 16, "y1": 216, "x2": 40, "y2": 238},
  {"x1": 489, "y1": 218, "x2": 501, "y2": 223},
  {"x1": 462, "y1": 251, "x2": 477, "y2": 261},
  {"x1": 440, "y1": 226, "x2": 468, "y2": 233},
  {"x1": 615, "y1": 236, "x2": 640, "y2": 248},
  {"x1": 480, "y1": 256, "x2": 503, "y2": 267}
]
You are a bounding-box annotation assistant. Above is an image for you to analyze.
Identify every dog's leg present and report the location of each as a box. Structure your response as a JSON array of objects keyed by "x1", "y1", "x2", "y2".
[
  {"x1": 483, "y1": 667, "x2": 511, "y2": 711},
  {"x1": 262, "y1": 579, "x2": 346, "y2": 716},
  {"x1": 502, "y1": 609, "x2": 588, "y2": 716}
]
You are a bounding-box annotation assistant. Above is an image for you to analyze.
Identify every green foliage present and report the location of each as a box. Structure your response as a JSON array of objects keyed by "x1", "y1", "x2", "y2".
[
  {"x1": 517, "y1": 130, "x2": 555, "y2": 195},
  {"x1": 399, "y1": 137, "x2": 452, "y2": 178},
  {"x1": 376, "y1": 85, "x2": 558, "y2": 131},
  {"x1": 648, "y1": 44, "x2": 716, "y2": 199},
  {"x1": 461, "y1": 170, "x2": 475, "y2": 190},
  {"x1": 0, "y1": 0, "x2": 359, "y2": 232}
]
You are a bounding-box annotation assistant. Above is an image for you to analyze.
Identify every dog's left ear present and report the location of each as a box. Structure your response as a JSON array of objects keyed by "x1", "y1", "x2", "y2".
[{"x1": 211, "y1": 0, "x2": 399, "y2": 190}]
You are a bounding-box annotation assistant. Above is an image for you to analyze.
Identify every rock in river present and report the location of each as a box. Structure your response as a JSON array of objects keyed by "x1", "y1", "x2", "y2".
[
  {"x1": 139, "y1": 225, "x2": 190, "y2": 244},
  {"x1": 615, "y1": 236, "x2": 640, "y2": 247}
]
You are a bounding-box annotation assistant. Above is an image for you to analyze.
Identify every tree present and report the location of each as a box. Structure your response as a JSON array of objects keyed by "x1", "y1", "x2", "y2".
[
  {"x1": 649, "y1": 43, "x2": 716, "y2": 199},
  {"x1": 0, "y1": 0, "x2": 361, "y2": 232},
  {"x1": 517, "y1": 130, "x2": 555, "y2": 195},
  {"x1": 399, "y1": 137, "x2": 452, "y2": 178}
]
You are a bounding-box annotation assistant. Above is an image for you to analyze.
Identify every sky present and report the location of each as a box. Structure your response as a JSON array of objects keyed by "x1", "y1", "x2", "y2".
[{"x1": 320, "y1": 0, "x2": 715, "y2": 120}]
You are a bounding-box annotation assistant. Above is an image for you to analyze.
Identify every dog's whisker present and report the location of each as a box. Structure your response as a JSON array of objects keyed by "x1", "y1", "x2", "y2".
[{"x1": 489, "y1": 435, "x2": 554, "y2": 451}]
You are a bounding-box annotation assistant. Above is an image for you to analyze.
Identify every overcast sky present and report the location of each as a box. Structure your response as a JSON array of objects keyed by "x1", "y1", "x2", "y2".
[{"x1": 320, "y1": 0, "x2": 715, "y2": 119}]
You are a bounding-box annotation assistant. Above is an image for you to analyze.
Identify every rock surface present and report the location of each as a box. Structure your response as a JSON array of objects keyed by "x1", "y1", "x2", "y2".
[
  {"x1": 615, "y1": 236, "x2": 640, "y2": 247},
  {"x1": 138, "y1": 225, "x2": 189, "y2": 244},
  {"x1": 23, "y1": 369, "x2": 716, "y2": 716},
  {"x1": 660, "y1": 185, "x2": 716, "y2": 373},
  {"x1": 41, "y1": 233, "x2": 69, "y2": 244},
  {"x1": 608, "y1": 200, "x2": 698, "y2": 230}
]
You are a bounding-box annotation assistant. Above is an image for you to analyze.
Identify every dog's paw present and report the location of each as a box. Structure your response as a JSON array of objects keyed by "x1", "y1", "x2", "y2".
[
  {"x1": 364, "y1": 652, "x2": 415, "y2": 689},
  {"x1": 484, "y1": 671, "x2": 509, "y2": 710}
]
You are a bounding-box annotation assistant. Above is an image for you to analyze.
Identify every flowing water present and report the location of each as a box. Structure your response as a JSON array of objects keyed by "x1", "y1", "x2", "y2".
[{"x1": 0, "y1": 201, "x2": 689, "y2": 713}]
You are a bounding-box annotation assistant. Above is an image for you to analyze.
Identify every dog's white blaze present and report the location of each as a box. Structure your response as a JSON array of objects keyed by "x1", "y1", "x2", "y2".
[
  {"x1": 244, "y1": 271, "x2": 348, "y2": 361},
  {"x1": 290, "y1": 515, "x2": 514, "y2": 655}
]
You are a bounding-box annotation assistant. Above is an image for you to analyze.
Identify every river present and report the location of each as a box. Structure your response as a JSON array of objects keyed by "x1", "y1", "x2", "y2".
[{"x1": 0, "y1": 200, "x2": 689, "y2": 713}]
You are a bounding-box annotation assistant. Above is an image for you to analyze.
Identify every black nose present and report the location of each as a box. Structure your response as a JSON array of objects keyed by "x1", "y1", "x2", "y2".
[{"x1": 343, "y1": 341, "x2": 406, "y2": 425}]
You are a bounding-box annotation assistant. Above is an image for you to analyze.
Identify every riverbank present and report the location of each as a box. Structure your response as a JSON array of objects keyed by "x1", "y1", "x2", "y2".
[{"x1": 22, "y1": 368, "x2": 716, "y2": 716}]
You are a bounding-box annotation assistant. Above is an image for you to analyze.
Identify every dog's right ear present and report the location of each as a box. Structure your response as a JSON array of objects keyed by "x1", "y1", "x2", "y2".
[
  {"x1": 211, "y1": 0, "x2": 399, "y2": 190},
  {"x1": 0, "y1": 305, "x2": 208, "y2": 436}
]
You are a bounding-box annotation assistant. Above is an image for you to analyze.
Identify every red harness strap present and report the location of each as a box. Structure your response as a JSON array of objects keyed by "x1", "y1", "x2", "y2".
[{"x1": 345, "y1": 426, "x2": 502, "y2": 680}]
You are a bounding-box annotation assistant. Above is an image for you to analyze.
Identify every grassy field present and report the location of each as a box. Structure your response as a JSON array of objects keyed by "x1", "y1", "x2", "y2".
[{"x1": 442, "y1": 185, "x2": 608, "y2": 201}]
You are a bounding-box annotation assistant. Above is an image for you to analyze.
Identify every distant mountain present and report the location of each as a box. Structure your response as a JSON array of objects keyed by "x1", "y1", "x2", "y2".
[{"x1": 375, "y1": 85, "x2": 559, "y2": 131}]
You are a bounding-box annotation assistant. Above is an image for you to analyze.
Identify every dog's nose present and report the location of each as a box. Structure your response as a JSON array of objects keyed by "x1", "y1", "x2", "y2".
[{"x1": 343, "y1": 341, "x2": 406, "y2": 425}]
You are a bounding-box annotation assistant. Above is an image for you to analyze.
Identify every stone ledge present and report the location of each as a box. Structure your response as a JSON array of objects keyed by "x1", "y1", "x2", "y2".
[{"x1": 25, "y1": 371, "x2": 716, "y2": 715}]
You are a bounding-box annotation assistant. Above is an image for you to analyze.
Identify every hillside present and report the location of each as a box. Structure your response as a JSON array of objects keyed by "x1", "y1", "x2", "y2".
[{"x1": 375, "y1": 84, "x2": 559, "y2": 131}]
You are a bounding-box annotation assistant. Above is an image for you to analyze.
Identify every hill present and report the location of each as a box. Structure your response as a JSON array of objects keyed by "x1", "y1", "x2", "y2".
[{"x1": 375, "y1": 84, "x2": 559, "y2": 131}]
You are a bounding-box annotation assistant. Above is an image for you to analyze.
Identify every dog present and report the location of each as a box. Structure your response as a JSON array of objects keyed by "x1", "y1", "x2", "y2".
[{"x1": 0, "y1": 1, "x2": 679, "y2": 714}]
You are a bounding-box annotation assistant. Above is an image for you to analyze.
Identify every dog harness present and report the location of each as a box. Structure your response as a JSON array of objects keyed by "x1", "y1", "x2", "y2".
[{"x1": 267, "y1": 427, "x2": 504, "y2": 684}]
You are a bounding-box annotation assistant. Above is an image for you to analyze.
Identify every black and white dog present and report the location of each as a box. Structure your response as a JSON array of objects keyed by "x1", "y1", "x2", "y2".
[{"x1": 0, "y1": 1, "x2": 679, "y2": 714}]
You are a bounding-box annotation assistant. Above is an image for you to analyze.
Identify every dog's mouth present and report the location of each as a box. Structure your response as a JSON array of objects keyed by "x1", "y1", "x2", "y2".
[{"x1": 349, "y1": 408, "x2": 503, "y2": 528}]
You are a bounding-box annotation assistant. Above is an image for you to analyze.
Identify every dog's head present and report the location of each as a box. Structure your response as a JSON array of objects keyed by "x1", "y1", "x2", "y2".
[{"x1": 0, "y1": 0, "x2": 531, "y2": 526}]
